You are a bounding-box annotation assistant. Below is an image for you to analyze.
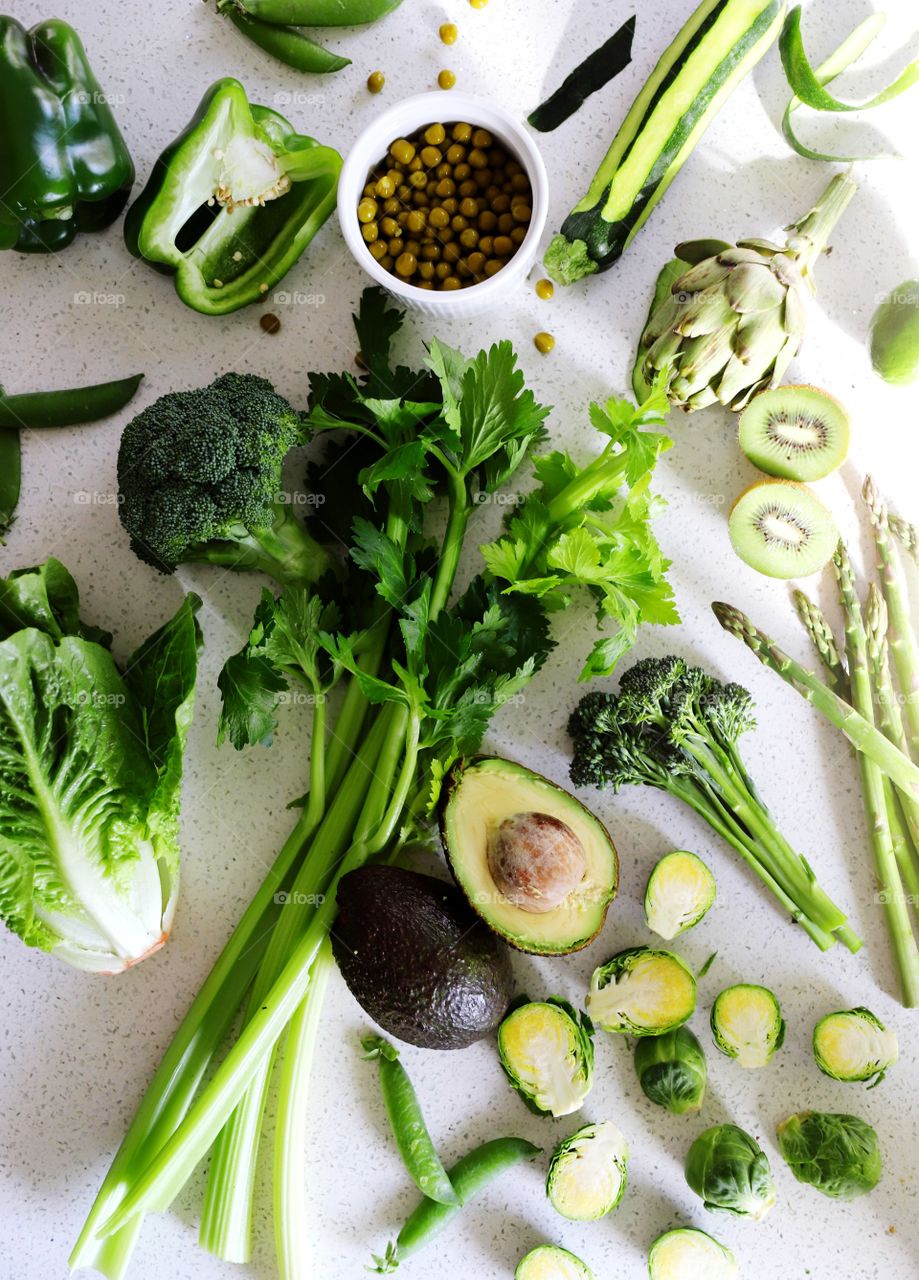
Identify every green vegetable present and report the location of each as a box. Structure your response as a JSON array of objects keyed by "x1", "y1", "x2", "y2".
[
  {"x1": 543, "y1": 0, "x2": 786, "y2": 285},
  {"x1": 0, "y1": 372, "x2": 143, "y2": 429},
  {"x1": 813, "y1": 1007, "x2": 898, "y2": 1088},
  {"x1": 76, "y1": 290, "x2": 676, "y2": 1277},
  {"x1": 711, "y1": 983, "x2": 785, "y2": 1068},
  {"x1": 0, "y1": 17, "x2": 134, "y2": 252},
  {"x1": 569, "y1": 656, "x2": 860, "y2": 952},
  {"x1": 648, "y1": 1228, "x2": 737, "y2": 1280},
  {"x1": 776, "y1": 1111, "x2": 881, "y2": 1200},
  {"x1": 587, "y1": 946, "x2": 697, "y2": 1036},
  {"x1": 864, "y1": 478, "x2": 919, "y2": 759},
  {"x1": 636, "y1": 173, "x2": 857, "y2": 410},
  {"x1": 0, "y1": 372, "x2": 143, "y2": 539},
  {"x1": 546, "y1": 1121, "x2": 629, "y2": 1221},
  {"x1": 219, "y1": 9, "x2": 350, "y2": 73},
  {"x1": 633, "y1": 1025, "x2": 707, "y2": 1115},
  {"x1": 644, "y1": 850, "x2": 716, "y2": 939},
  {"x1": 361, "y1": 1035, "x2": 457, "y2": 1205},
  {"x1": 497, "y1": 997, "x2": 594, "y2": 1118},
  {"x1": 685, "y1": 1123, "x2": 776, "y2": 1220},
  {"x1": 833, "y1": 541, "x2": 919, "y2": 1007},
  {"x1": 371, "y1": 1137, "x2": 541, "y2": 1272},
  {"x1": 890, "y1": 513, "x2": 919, "y2": 565},
  {"x1": 480, "y1": 374, "x2": 679, "y2": 680},
  {"x1": 516, "y1": 1244, "x2": 594, "y2": 1280},
  {"x1": 870, "y1": 280, "x2": 919, "y2": 386},
  {"x1": 632, "y1": 258, "x2": 689, "y2": 403},
  {"x1": 117, "y1": 372, "x2": 332, "y2": 590},
  {"x1": 780, "y1": 7, "x2": 919, "y2": 162},
  {"x1": 712, "y1": 605, "x2": 919, "y2": 805},
  {"x1": 527, "y1": 16, "x2": 635, "y2": 133},
  {"x1": 221, "y1": 0, "x2": 403, "y2": 24},
  {"x1": 123, "y1": 79, "x2": 341, "y2": 314},
  {"x1": 0, "y1": 558, "x2": 200, "y2": 972}
]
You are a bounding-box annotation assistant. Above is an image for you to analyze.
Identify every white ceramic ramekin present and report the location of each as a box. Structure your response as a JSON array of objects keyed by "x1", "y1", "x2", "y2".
[{"x1": 338, "y1": 91, "x2": 549, "y2": 319}]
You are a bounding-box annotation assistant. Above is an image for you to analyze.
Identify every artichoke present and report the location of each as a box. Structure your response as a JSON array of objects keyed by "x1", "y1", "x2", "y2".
[{"x1": 637, "y1": 173, "x2": 856, "y2": 412}]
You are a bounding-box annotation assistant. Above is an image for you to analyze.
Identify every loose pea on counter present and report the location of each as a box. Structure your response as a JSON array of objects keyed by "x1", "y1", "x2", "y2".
[{"x1": 357, "y1": 120, "x2": 533, "y2": 291}]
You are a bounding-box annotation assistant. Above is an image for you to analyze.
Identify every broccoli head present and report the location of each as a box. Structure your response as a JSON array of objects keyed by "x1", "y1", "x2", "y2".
[{"x1": 118, "y1": 372, "x2": 332, "y2": 587}]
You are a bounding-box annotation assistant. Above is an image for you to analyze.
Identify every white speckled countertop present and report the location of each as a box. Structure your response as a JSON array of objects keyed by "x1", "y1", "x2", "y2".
[{"x1": 2, "y1": 1, "x2": 919, "y2": 1277}]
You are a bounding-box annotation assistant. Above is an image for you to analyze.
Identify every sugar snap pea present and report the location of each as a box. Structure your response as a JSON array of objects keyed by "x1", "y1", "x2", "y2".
[
  {"x1": 224, "y1": 8, "x2": 350, "y2": 71},
  {"x1": 362, "y1": 1035, "x2": 457, "y2": 1206},
  {"x1": 0, "y1": 371, "x2": 143, "y2": 537},
  {"x1": 0, "y1": 372, "x2": 143, "y2": 429},
  {"x1": 233, "y1": 0, "x2": 402, "y2": 25},
  {"x1": 371, "y1": 1136, "x2": 541, "y2": 1273}
]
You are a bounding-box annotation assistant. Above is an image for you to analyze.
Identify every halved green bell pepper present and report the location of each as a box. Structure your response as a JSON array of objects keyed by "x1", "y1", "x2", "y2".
[
  {"x1": 0, "y1": 16, "x2": 134, "y2": 253},
  {"x1": 123, "y1": 78, "x2": 342, "y2": 316}
]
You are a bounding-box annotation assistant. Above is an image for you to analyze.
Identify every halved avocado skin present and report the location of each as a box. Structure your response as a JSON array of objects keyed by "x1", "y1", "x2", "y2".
[{"x1": 439, "y1": 756, "x2": 619, "y2": 955}]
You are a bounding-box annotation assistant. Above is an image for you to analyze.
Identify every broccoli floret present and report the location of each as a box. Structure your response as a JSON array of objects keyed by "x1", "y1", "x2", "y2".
[
  {"x1": 118, "y1": 372, "x2": 332, "y2": 587},
  {"x1": 568, "y1": 655, "x2": 858, "y2": 954}
]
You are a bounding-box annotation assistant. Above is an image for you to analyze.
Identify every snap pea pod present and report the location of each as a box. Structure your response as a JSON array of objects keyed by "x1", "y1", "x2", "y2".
[
  {"x1": 371, "y1": 1137, "x2": 541, "y2": 1273},
  {"x1": 0, "y1": 371, "x2": 143, "y2": 429},
  {"x1": 362, "y1": 1035, "x2": 457, "y2": 1206},
  {"x1": 231, "y1": 0, "x2": 402, "y2": 25},
  {"x1": 224, "y1": 8, "x2": 351, "y2": 71},
  {"x1": 0, "y1": 372, "x2": 143, "y2": 538}
]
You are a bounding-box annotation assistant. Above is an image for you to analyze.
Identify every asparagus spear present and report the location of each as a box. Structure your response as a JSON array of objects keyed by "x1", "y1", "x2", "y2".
[
  {"x1": 793, "y1": 589, "x2": 848, "y2": 692},
  {"x1": 712, "y1": 602, "x2": 919, "y2": 802},
  {"x1": 865, "y1": 585, "x2": 919, "y2": 904},
  {"x1": 890, "y1": 513, "x2": 919, "y2": 567},
  {"x1": 863, "y1": 478, "x2": 919, "y2": 757},
  {"x1": 795, "y1": 589, "x2": 919, "y2": 921},
  {"x1": 833, "y1": 542, "x2": 919, "y2": 1006}
]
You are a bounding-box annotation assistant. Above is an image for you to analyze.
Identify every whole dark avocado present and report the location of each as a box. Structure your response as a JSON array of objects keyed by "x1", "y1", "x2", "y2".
[{"x1": 332, "y1": 865, "x2": 514, "y2": 1050}]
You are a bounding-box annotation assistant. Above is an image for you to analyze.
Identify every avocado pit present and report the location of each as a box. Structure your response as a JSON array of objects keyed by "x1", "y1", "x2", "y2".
[{"x1": 487, "y1": 811, "x2": 587, "y2": 913}]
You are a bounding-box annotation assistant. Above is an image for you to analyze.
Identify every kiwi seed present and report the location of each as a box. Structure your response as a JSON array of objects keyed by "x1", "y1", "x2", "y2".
[
  {"x1": 728, "y1": 479, "x2": 838, "y2": 579},
  {"x1": 738, "y1": 385, "x2": 850, "y2": 482}
]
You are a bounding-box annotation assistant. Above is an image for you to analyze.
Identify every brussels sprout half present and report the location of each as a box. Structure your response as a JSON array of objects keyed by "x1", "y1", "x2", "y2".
[
  {"x1": 634, "y1": 1025, "x2": 707, "y2": 1115},
  {"x1": 546, "y1": 1120, "x2": 629, "y2": 1220},
  {"x1": 644, "y1": 851, "x2": 716, "y2": 940},
  {"x1": 498, "y1": 997, "x2": 594, "y2": 1118},
  {"x1": 777, "y1": 1111, "x2": 882, "y2": 1200},
  {"x1": 710, "y1": 984, "x2": 785, "y2": 1069},
  {"x1": 586, "y1": 947, "x2": 697, "y2": 1037},
  {"x1": 685, "y1": 1123, "x2": 776, "y2": 1220},
  {"x1": 515, "y1": 1243, "x2": 594, "y2": 1280},
  {"x1": 813, "y1": 1007, "x2": 898, "y2": 1088},
  {"x1": 648, "y1": 1228, "x2": 737, "y2": 1280}
]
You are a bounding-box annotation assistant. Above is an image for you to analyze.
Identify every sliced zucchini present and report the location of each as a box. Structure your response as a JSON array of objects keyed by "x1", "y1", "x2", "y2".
[
  {"x1": 546, "y1": 1120, "x2": 629, "y2": 1220},
  {"x1": 587, "y1": 946, "x2": 697, "y2": 1036},
  {"x1": 545, "y1": 0, "x2": 786, "y2": 284}
]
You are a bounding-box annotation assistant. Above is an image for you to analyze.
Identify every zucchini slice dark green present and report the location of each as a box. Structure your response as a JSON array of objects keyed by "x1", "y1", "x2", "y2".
[
  {"x1": 545, "y1": 0, "x2": 786, "y2": 286},
  {"x1": 528, "y1": 16, "x2": 636, "y2": 133}
]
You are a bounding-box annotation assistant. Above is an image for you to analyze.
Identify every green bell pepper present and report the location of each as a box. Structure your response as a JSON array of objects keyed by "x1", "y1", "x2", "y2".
[
  {"x1": 124, "y1": 78, "x2": 342, "y2": 316},
  {"x1": 0, "y1": 16, "x2": 134, "y2": 253}
]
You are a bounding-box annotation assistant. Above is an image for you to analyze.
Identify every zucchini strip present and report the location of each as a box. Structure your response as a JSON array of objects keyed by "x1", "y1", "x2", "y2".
[
  {"x1": 528, "y1": 16, "x2": 636, "y2": 133},
  {"x1": 545, "y1": 0, "x2": 786, "y2": 285},
  {"x1": 780, "y1": 7, "x2": 919, "y2": 161}
]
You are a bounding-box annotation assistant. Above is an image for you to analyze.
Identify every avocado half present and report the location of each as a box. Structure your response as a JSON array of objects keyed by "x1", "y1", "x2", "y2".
[{"x1": 439, "y1": 757, "x2": 618, "y2": 954}]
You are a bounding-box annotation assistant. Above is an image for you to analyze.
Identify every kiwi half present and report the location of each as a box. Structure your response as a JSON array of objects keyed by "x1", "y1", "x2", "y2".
[
  {"x1": 729, "y1": 479, "x2": 838, "y2": 579},
  {"x1": 738, "y1": 386, "x2": 850, "y2": 481}
]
